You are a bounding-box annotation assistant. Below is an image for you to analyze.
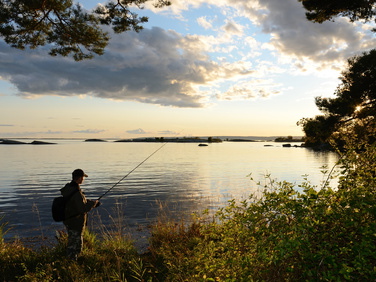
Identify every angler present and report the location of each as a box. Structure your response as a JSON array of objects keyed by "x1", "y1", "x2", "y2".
[
  {"x1": 60, "y1": 169, "x2": 100, "y2": 261},
  {"x1": 54, "y1": 140, "x2": 170, "y2": 260}
]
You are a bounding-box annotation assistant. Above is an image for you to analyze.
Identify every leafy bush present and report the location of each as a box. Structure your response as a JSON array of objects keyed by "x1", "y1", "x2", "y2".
[{"x1": 150, "y1": 142, "x2": 376, "y2": 281}]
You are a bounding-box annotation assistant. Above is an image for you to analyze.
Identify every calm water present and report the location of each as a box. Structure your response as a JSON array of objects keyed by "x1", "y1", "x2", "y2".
[{"x1": 0, "y1": 140, "x2": 338, "y2": 249}]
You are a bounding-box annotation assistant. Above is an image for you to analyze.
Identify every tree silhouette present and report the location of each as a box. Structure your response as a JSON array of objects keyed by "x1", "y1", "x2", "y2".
[
  {"x1": 0, "y1": 0, "x2": 170, "y2": 60},
  {"x1": 298, "y1": 49, "x2": 376, "y2": 148},
  {"x1": 299, "y1": 0, "x2": 376, "y2": 26}
]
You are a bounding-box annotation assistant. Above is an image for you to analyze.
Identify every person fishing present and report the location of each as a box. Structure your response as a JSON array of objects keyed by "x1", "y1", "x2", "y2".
[
  {"x1": 60, "y1": 169, "x2": 100, "y2": 260},
  {"x1": 57, "y1": 141, "x2": 170, "y2": 260}
]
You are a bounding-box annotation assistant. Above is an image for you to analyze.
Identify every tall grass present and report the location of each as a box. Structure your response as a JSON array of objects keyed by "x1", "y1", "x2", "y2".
[
  {"x1": 0, "y1": 216, "x2": 7, "y2": 246},
  {"x1": 0, "y1": 206, "x2": 154, "y2": 281}
]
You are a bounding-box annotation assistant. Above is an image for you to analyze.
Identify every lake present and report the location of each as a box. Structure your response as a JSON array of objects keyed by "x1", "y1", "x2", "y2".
[{"x1": 0, "y1": 139, "x2": 338, "y2": 250}]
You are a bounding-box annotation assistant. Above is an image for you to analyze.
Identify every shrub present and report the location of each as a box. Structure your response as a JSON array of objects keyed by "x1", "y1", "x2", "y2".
[{"x1": 149, "y1": 142, "x2": 376, "y2": 281}]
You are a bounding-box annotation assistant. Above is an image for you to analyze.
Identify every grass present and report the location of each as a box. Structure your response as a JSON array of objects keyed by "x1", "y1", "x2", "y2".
[
  {"x1": 1, "y1": 229, "x2": 131, "y2": 281},
  {"x1": 1, "y1": 142, "x2": 375, "y2": 281}
]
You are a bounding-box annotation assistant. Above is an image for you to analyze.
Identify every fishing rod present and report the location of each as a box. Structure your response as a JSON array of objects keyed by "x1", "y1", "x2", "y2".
[{"x1": 97, "y1": 140, "x2": 170, "y2": 201}]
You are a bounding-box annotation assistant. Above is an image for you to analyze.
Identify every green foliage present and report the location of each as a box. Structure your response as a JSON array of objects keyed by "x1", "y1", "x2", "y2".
[
  {"x1": 149, "y1": 142, "x2": 376, "y2": 281},
  {"x1": 0, "y1": 0, "x2": 171, "y2": 61}
]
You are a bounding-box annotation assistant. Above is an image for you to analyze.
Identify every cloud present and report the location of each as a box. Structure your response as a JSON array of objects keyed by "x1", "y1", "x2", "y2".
[
  {"x1": 237, "y1": 0, "x2": 375, "y2": 65},
  {"x1": 157, "y1": 130, "x2": 180, "y2": 135},
  {"x1": 0, "y1": 129, "x2": 106, "y2": 137},
  {"x1": 145, "y1": 0, "x2": 376, "y2": 101},
  {"x1": 44, "y1": 130, "x2": 63, "y2": 134},
  {"x1": 223, "y1": 20, "x2": 244, "y2": 36},
  {"x1": 0, "y1": 27, "x2": 225, "y2": 108},
  {"x1": 125, "y1": 128, "x2": 179, "y2": 135},
  {"x1": 72, "y1": 129, "x2": 106, "y2": 134},
  {"x1": 126, "y1": 128, "x2": 149, "y2": 134},
  {"x1": 217, "y1": 79, "x2": 281, "y2": 100},
  {"x1": 0, "y1": 124, "x2": 14, "y2": 126},
  {"x1": 197, "y1": 16, "x2": 213, "y2": 29},
  {"x1": 0, "y1": 130, "x2": 63, "y2": 137},
  {"x1": 0, "y1": 24, "x2": 265, "y2": 106},
  {"x1": 1, "y1": 29, "x2": 205, "y2": 107},
  {"x1": 156, "y1": 0, "x2": 375, "y2": 66},
  {"x1": 1, "y1": 0, "x2": 375, "y2": 108}
]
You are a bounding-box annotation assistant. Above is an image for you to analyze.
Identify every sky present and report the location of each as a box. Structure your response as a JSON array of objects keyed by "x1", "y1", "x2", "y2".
[{"x1": 0, "y1": 0, "x2": 375, "y2": 139}]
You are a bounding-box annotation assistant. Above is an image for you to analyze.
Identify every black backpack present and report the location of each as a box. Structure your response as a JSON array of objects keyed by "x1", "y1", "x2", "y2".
[{"x1": 51, "y1": 189, "x2": 78, "y2": 222}]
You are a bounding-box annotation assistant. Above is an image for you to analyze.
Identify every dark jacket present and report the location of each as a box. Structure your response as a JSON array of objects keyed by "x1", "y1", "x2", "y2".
[{"x1": 60, "y1": 181, "x2": 96, "y2": 231}]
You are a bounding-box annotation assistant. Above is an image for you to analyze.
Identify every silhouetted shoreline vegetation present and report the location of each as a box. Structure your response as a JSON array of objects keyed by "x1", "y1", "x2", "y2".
[
  {"x1": 0, "y1": 139, "x2": 56, "y2": 145},
  {"x1": 116, "y1": 137, "x2": 223, "y2": 143},
  {"x1": 1, "y1": 136, "x2": 303, "y2": 145},
  {"x1": 274, "y1": 136, "x2": 304, "y2": 142}
]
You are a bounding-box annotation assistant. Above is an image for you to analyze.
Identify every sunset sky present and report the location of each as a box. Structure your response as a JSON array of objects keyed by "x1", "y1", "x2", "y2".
[{"x1": 0, "y1": 0, "x2": 375, "y2": 139}]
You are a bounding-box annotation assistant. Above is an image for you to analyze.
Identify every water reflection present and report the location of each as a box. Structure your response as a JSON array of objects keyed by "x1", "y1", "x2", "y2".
[{"x1": 0, "y1": 141, "x2": 338, "y2": 248}]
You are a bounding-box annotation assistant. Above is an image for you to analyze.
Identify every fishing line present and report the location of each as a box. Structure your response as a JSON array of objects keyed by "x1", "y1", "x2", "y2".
[{"x1": 97, "y1": 135, "x2": 179, "y2": 201}]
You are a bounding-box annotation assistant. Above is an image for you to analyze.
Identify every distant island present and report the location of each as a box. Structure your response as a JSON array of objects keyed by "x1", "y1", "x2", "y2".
[
  {"x1": 274, "y1": 136, "x2": 304, "y2": 142},
  {"x1": 0, "y1": 136, "x2": 305, "y2": 145},
  {"x1": 226, "y1": 139, "x2": 258, "y2": 142},
  {"x1": 115, "y1": 137, "x2": 223, "y2": 143},
  {"x1": 85, "y1": 139, "x2": 108, "y2": 142},
  {"x1": 0, "y1": 139, "x2": 56, "y2": 145}
]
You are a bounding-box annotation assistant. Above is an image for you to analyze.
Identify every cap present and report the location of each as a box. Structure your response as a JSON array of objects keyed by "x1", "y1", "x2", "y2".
[{"x1": 72, "y1": 169, "x2": 88, "y2": 179}]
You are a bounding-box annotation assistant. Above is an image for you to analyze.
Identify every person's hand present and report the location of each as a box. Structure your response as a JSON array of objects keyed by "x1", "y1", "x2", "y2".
[{"x1": 94, "y1": 201, "x2": 101, "y2": 208}]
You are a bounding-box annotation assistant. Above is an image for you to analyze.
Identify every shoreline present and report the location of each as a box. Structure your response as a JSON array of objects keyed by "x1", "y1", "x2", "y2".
[{"x1": 1, "y1": 136, "x2": 304, "y2": 145}]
